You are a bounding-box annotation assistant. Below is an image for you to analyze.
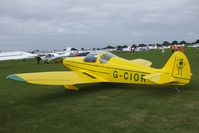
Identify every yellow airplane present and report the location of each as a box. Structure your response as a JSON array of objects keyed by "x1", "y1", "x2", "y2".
[{"x1": 7, "y1": 51, "x2": 192, "y2": 91}]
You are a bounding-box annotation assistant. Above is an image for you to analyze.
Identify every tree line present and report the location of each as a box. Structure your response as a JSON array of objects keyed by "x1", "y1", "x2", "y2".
[{"x1": 102, "y1": 39, "x2": 199, "y2": 49}]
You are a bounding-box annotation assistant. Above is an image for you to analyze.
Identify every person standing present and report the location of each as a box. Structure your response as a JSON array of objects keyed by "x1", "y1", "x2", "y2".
[
  {"x1": 162, "y1": 46, "x2": 165, "y2": 53},
  {"x1": 170, "y1": 45, "x2": 174, "y2": 53},
  {"x1": 181, "y1": 45, "x2": 185, "y2": 53},
  {"x1": 174, "y1": 44, "x2": 178, "y2": 52},
  {"x1": 36, "y1": 56, "x2": 41, "y2": 64}
]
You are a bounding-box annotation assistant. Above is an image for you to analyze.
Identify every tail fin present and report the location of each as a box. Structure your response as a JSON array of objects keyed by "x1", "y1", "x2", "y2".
[{"x1": 162, "y1": 51, "x2": 192, "y2": 85}]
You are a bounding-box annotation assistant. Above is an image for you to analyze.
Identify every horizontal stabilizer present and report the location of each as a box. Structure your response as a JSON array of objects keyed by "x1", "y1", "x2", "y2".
[
  {"x1": 144, "y1": 73, "x2": 176, "y2": 84},
  {"x1": 130, "y1": 59, "x2": 152, "y2": 67}
]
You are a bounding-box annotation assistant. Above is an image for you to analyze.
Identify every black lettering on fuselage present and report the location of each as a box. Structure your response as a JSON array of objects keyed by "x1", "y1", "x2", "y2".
[
  {"x1": 113, "y1": 71, "x2": 118, "y2": 78},
  {"x1": 141, "y1": 74, "x2": 146, "y2": 82},
  {"x1": 134, "y1": 73, "x2": 139, "y2": 81},
  {"x1": 112, "y1": 70, "x2": 146, "y2": 82},
  {"x1": 124, "y1": 72, "x2": 128, "y2": 80},
  {"x1": 130, "y1": 73, "x2": 133, "y2": 80}
]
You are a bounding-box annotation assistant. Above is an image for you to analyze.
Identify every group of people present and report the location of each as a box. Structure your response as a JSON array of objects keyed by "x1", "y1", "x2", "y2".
[{"x1": 170, "y1": 44, "x2": 184, "y2": 53}]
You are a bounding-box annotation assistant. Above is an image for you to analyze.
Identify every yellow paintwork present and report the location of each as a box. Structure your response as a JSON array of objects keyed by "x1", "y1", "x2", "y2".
[
  {"x1": 14, "y1": 71, "x2": 103, "y2": 85},
  {"x1": 130, "y1": 59, "x2": 152, "y2": 67},
  {"x1": 7, "y1": 51, "x2": 192, "y2": 90}
]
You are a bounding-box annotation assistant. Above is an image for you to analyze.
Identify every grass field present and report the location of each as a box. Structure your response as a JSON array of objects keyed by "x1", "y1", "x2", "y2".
[{"x1": 0, "y1": 48, "x2": 199, "y2": 133}]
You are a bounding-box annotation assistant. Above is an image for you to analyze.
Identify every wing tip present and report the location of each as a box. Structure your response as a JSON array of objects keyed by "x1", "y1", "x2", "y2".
[{"x1": 7, "y1": 74, "x2": 27, "y2": 82}]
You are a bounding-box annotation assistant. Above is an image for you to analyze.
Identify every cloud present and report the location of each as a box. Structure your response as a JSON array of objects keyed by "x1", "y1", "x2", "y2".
[{"x1": 0, "y1": 0, "x2": 199, "y2": 51}]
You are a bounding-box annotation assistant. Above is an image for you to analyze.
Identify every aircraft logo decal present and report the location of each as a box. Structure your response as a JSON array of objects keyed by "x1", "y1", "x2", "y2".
[{"x1": 177, "y1": 58, "x2": 185, "y2": 76}]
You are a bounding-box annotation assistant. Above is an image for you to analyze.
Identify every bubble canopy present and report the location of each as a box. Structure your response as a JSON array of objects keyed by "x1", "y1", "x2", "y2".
[{"x1": 83, "y1": 52, "x2": 116, "y2": 63}]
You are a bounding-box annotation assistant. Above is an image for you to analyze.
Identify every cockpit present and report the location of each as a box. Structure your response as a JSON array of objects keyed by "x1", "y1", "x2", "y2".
[
  {"x1": 84, "y1": 52, "x2": 116, "y2": 64},
  {"x1": 83, "y1": 53, "x2": 98, "y2": 63}
]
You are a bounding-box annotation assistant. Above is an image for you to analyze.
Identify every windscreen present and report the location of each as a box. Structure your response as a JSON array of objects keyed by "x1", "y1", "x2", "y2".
[{"x1": 100, "y1": 52, "x2": 116, "y2": 64}]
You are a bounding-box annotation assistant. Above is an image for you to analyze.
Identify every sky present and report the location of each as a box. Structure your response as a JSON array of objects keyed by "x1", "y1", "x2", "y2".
[{"x1": 0, "y1": 0, "x2": 198, "y2": 51}]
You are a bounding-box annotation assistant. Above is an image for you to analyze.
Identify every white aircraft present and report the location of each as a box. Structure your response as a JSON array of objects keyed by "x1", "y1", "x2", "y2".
[
  {"x1": 148, "y1": 44, "x2": 158, "y2": 50},
  {"x1": 122, "y1": 46, "x2": 133, "y2": 51},
  {"x1": 188, "y1": 44, "x2": 199, "y2": 48},
  {"x1": 0, "y1": 51, "x2": 37, "y2": 61},
  {"x1": 40, "y1": 51, "x2": 77, "y2": 63},
  {"x1": 76, "y1": 50, "x2": 90, "y2": 56}
]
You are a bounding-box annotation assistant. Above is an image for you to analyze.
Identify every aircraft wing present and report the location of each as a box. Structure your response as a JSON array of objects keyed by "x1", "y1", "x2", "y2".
[
  {"x1": 130, "y1": 59, "x2": 152, "y2": 67},
  {"x1": 144, "y1": 73, "x2": 176, "y2": 84},
  {"x1": 7, "y1": 71, "x2": 104, "y2": 90}
]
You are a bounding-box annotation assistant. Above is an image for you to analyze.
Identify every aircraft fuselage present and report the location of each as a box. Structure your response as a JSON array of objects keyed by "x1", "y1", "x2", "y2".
[{"x1": 63, "y1": 56, "x2": 156, "y2": 85}]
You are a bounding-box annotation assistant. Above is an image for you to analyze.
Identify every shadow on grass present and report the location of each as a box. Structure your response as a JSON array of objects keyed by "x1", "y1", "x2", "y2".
[{"x1": 24, "y1": 83, "x2": 188, "y2": 104}]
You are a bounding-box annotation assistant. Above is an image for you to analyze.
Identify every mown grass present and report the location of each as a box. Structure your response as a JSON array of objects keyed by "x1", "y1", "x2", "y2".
[{"x1": 0, "y1": 48, "x2": 199, "y2": 133}]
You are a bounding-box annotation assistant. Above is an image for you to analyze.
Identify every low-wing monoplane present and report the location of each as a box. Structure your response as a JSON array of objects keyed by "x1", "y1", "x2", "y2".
[
  {"x1": 7, "y1": 51, "x2": 192, "y2": 91},
  {"x1": 0, "y1": 51, "x2": 37, "y2": 61},
  {"x1": 40, "y1": 51, "x2": 77, "y2": 63}
]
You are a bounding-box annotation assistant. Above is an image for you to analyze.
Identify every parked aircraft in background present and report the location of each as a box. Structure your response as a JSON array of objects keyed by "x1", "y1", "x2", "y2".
[
  {"x1": 122, "y1": 46, "x2": 133, "y2": 51},
  {"x1": 76, "y1": 51, "x2": 90, "y2": 56},
  {"x1": 188, "y1": 44, "x2": 199, "y2": 48},
  {"x1": 0, "y1": 51, "x2": 37, "y2": 61},
  {"x1": 7, "y1": 51, "x2": 191, "y2": 92},
  {"x1": 40, "y1": 51, "x2": 77, "y2": 63}
]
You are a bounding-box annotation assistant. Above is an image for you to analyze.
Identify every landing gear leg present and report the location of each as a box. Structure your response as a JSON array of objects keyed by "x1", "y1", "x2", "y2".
[{"x1": 172, "y1": 86, "x2": 182, "y2": 93}]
